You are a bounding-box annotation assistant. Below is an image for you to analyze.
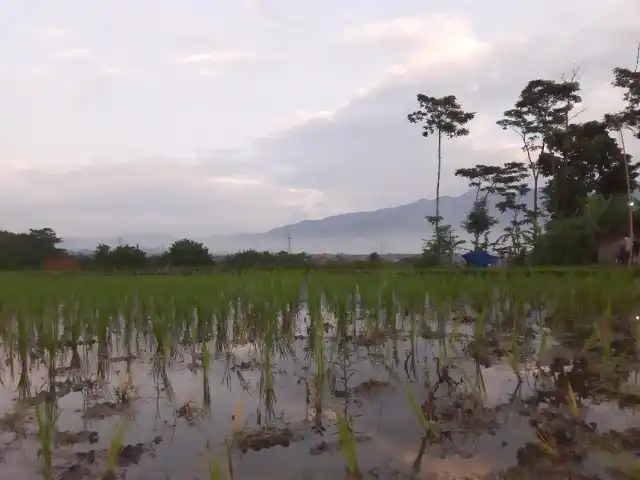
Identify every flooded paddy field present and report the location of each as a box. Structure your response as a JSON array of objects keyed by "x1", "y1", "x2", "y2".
[{"x1": 1, "y1": 270, "x2": 640, "y2": 479}]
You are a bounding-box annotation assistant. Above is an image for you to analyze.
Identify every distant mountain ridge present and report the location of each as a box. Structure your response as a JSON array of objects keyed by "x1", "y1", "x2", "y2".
[{"x1": 61, "y1": 189, "x2": 536, "y2": 254}]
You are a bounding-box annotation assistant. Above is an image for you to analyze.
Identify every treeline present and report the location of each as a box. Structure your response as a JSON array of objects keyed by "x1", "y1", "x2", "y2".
[
  {"x1": 408, "y1": 51, "x2": 640, "y2": 266},
  {"x1": 0, "y1": 231, "x2": 394, "y2": 272}
]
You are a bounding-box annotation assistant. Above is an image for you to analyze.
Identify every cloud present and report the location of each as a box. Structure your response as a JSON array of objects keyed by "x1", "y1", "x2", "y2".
[
  {"x1": 101, "y1": 66, "x2": 131, "y2": 78},
  {"x1": 50, "y1": 48, "x2": 92, "y2": 60},
  {"x1": 339, "y1": 14, "x2": 471, "y2": 45},
  {"x1": 1, "y1": 65, "x2": 54, "y2": 81},
  {"x1": 35, "y1": 27, "x2": 71, "y2": 40},
  {"x1": 172, "y1": 50, "x2": 259, "y2": 74},
  {"x1": 243, "y1": 0, "x2": 287, "y2": 25},
  {"x1": 22, "y1": 26, "x2": 75, "y2": 42},
  {"x1": 1, "y1": 158, "x2": 326, "y2": 237},
  {"x1": 272, "y1": 109, "x2": 337, "y2": 132},
  {"x1": 334, "y1": 13, "x2": 493, "y2": 94},
  {"x1": 209, "y1": 175, "x2": 264, "y2": 186}
]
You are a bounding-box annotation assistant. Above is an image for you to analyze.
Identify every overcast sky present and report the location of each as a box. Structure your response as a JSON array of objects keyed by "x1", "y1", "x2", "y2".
[{"x1": 1, "y1": 0, "x2": 639, "y2": 236}]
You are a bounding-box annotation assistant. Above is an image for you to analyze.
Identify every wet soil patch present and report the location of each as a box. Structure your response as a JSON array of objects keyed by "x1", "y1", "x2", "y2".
[{"x1": 82, "y1": 401, "x2": 130, "y2": 420}]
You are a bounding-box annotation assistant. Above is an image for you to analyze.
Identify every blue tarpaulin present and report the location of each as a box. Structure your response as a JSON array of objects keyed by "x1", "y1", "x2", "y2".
[{"x1": 461, "y1": 250, "x2": 500, "y2": 267}]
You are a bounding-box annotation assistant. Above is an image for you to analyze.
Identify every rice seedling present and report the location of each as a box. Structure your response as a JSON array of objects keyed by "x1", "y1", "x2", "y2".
[
  {"x1": 404, "y1": 385, "x2": 430, "y2": 433},
  {"x1": 35, "y1": 402, "x2": 58, "y2": 480},
  {"x1": 204, "y1": 439, "x2": 228, "y2": 480},
  {"x1": 537, "y1": 326, "x2": 550, "y2": 367},
  {"x1": 225, "y1": 438, "x2": 235, "y2": 480},
  {"x1": 535, "y1": 429, "x2": 559, "y2": 458},
  {"x1": 232, "y1": 397, "x2": 244, "y2": 436},
  {"x1": 104, "y1": 417, "x2": 128, "y2": 480},
  {"x1": 208, "y1": 455, "x2": 222, "y2": 480},
  {"x1": 201, "y1": 339, "x2": 212, "y2": 410},
  {"x1": 335, "y1": 409, "x2": 362, "y2": 479},
  {"x1": 459, "y1": 363, "x2": 486, "y2": 410},
  {"x1": 505, "y1": 315, "x2": 522, "y2": 383},
  {"x1": 565, "y1": 381, "x2": 580, "y2": 419}
]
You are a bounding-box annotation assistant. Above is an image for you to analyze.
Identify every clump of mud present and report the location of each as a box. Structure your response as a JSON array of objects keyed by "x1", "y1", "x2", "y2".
[
  {"x1": 57, "y1": 436, "x2": 163, "y2": 480},
  {"x1": 176, "y1": 400, "x2": 208, "y2": 425},
  {"x1": 82, "y1": 401, "x2": 130, "y2": 420},
  {"x1": 503, "y1": 404, "x2": 640, "y2": 479},
  {"x1": 55, "y1": 429, "x2": 99, "y2": 446},
  {"x1": 309, "y1": 434, "x2": 372, "y2": 456},
  {"x1": 233, "y1": 422, "x2": 310, "y2": 453},
  {"x1": 334, "y1": 378, "x2": 390, "y2": 398}
]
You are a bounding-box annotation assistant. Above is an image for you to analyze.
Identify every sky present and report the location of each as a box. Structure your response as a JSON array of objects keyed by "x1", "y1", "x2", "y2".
[{"x1": 1, "y1": 0, "x2": 639, "y2": 237}]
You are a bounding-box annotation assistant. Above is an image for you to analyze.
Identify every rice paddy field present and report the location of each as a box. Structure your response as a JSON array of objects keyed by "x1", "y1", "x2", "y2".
[{"x1": 2, "y1": 270, "x2": 640, "y2": 479}]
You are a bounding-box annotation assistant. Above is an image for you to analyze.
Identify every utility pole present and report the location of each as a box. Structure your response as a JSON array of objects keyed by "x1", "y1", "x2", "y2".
[{"x1": 287, "y1": 230, "x2": 292, "y2": 254}]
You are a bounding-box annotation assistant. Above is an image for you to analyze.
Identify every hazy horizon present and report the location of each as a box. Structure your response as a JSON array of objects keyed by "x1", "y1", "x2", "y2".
[
  {"x1": 60, "y1": 189, "x2": 480, "y2": 239},
  {"x1": 55, "y1": 188, "x2": 526, "y2": 254}
]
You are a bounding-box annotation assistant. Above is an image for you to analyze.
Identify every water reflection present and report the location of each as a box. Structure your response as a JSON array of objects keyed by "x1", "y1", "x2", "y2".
[{"x1": 0, "y1": 291, "x2": 639, "y2": 479}]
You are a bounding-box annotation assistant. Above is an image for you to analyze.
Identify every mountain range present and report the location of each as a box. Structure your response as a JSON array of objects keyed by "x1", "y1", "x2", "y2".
[{"x1": 61, "y1": 189, "x2": 535, "y2": 254}]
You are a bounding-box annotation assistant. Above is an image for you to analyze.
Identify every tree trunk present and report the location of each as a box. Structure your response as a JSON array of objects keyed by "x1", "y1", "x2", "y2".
[
  {"x1": 532, "y1": 173, "x2": 539, "y2": 239},
  {"x1": 435, "y1": 130, "x2": 442, "y2": 259},
  {"x1": 618, "y1": 128, "x2": 634, "y2": 267}
]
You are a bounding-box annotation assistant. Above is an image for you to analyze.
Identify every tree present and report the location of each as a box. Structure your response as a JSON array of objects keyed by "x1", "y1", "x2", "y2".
[
  {"x1": 28, "y1": 228, "x2": 62, "y2": 245},
  {"x1": 537, "y1": 195, "x2": 640, "y2": 266},
  {"x1": 0, "y1": 228, "x2": 64, "y2": 269},
  {"x1": 110, "y1": 244, "x2": 147, "y2": 269},
  {"x1": 604, "y1": 45, "x2": 640, "y2": 265},
  {"x1": 497, "y1": 79, "x2": 582, "y2": 235},
  {"x1": 94, "y1": 243, "x2": 112, "y2": 268},
  {"x1": 420, "y1": 224, "x2": 465, "y2": 267},
  {"x1": 454, "y1": 164, "x2": 503, "y2": 250},
  {"x1": 408, "y1": 94, "x2": 475, "y2": 261},
  {"x1": 462, "y1": 197, "x2": 498, "y2": 251},
  {"x1": 164, "y1": 239, "x2": 214, "y2": 267},
  {"x1": 492, "y1": 162, "x2": 531, "y2": 260},
  {"x1": 539, "y1": 120, "x2": 639, "y2": 218},
  {"x1": 91, "y1": 243, "x2": 147, "y2": 270},
  {"x1": 454, "y1": 164, "x2": 504, "y2": 200},
  {"x1": 606, "y1": 44, "x2": 640, "y2": 139}
]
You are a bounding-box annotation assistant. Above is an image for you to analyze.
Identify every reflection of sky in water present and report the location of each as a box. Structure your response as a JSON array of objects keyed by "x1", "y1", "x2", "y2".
[{"x1": 0, "y1": 302, "x2": 639, "y2": 479}]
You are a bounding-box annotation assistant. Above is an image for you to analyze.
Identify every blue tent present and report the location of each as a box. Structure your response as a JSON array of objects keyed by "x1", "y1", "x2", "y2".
[{"x1": 461, "y1": 250, "x2": 500, "y2": 268}]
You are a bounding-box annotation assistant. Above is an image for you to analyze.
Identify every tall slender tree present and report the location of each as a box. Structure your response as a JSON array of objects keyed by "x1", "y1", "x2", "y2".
[
  {"x1": 407, "y1": 94, "x2": 475, "y2": 259},
  {"x1": 493, "y1": 162, "x2": 531, "y2": 259},
  {"x1": 497, "y1": 79, "x2": 582, "y2": 240},
  {"x1": 606, "y1": 43, "x2": 640, "y2": 139},
  {"x1": 455, "y1": 165, "x2": 503, "y2": 251},
  {"x1": 604, "y1": 43, "x2": 640, "y2": 265}
]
